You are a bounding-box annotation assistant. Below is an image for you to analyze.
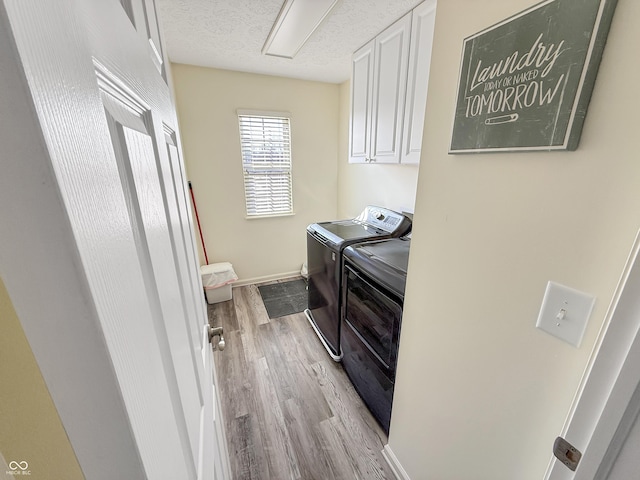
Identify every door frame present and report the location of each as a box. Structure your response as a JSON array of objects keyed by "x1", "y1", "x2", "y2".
[{"x1": 545, "y1": 229, "x2": 640, "y2": 479}]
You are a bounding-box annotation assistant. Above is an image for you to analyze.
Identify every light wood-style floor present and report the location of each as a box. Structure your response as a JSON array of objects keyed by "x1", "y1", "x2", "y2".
[{"x1": 208, "y1": 279, "x2": 395, "y2": 480}]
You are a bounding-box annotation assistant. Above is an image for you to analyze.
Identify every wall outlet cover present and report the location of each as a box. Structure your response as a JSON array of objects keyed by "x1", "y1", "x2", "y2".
[{"x1": 536, "y1": 281, "x2": 596, "y2": 348}]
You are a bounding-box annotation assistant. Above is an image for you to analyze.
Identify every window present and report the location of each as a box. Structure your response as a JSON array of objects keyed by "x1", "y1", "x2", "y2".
[{"x1": 238, "y1": 111, "x2": 293, "y2": 218}]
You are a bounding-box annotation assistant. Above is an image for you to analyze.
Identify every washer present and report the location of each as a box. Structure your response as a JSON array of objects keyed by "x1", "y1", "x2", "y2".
[{"x1": 305, "y1": 206, "x2": 411, "y2": 361}]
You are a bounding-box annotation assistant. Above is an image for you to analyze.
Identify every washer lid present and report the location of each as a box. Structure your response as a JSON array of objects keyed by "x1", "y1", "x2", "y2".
[
  {"x1": 310, "y1": 220, "x2": 384, "y2": 245},
  {"x1": 308, "y1": 206, "x2": 411, "y2": 247}
]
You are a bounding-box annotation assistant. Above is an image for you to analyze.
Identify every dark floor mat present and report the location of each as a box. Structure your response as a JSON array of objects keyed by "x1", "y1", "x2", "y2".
[{"x1": 258, "y1": 279, "x2": 308, "y2": 319}]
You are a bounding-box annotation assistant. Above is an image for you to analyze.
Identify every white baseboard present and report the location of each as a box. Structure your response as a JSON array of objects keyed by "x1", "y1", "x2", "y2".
[
  {"x1": 382, "y1": 444, "x2": 411, "y2": 480},
  {"x1": 232, "y1": 271, "x2": 301, "y2": 287}
]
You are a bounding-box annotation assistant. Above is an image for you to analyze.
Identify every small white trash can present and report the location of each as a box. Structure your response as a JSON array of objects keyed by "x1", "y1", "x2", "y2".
[{"x1": 200, "y1": 262, "x2": 237, "y2": 304}]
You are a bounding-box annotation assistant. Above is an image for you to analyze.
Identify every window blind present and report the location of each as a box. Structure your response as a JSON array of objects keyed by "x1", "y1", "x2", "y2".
[{"x1": 238, "y1": 113, "x2": 293, "y2": 217}]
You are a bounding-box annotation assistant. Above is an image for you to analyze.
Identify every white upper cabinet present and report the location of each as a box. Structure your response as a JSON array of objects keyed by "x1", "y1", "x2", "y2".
[
  {"x1": 350, "y1": 13, "x2": 411, "y2": 164},
  {"x1": 349, "y1": 39, "x2": 375, "y2": 163},
  {"x1": 401, "y1": 1, "x2": 437, "y2": 164},
  {"x1": 349, "y1": 0, "x2": 437, "y2": 165},
  {"x1": 369, "y1": 13, "x2": 412, "y2": 164}
]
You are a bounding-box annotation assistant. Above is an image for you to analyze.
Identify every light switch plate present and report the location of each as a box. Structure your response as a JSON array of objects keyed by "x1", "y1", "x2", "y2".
[{"x1": 536, "y1": 281, "x2": 596, "y2": 347}]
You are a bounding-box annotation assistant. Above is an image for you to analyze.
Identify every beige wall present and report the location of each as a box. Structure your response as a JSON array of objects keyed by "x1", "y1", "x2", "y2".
[
  {"x1": 337, "y1": 81, "x2": 420, "y2": 218},
  {"x1": 172, "y1": 65, "x2": 339, "y2": 282},
  {"x1": 0, "y1": 278, "x2": 84, "y2": 480},
  {"x1": 390, "y1": 0, "x2": 640, "y2": 479}
]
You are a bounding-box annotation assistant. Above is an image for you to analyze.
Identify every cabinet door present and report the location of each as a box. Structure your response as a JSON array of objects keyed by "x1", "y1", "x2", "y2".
[
  {"x1": 349, "y1": 39, "x2": 375, "y2": 163},
  {"x1": 401, "y1": 0, "x2": 437, "y2": 164},
  {"x1": 370, "y1": 13, "x2": 411, "y2": 164}
]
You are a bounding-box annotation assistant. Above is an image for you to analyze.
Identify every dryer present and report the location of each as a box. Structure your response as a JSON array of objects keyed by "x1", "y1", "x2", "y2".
[{"x1": 341, "y1": 235, "x2": 411, "y2": 434}]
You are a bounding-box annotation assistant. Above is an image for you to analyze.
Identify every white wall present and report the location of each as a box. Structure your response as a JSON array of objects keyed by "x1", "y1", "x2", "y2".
[
  {"x1": 337, "y1": 81, "x2": 420, "y2": 218},
  {"x1": 389, "y1": 0, "x2": 640, "y2": 478},
  {"x1": 172, "y1": 65, "x2": 339, "y2": 282}
]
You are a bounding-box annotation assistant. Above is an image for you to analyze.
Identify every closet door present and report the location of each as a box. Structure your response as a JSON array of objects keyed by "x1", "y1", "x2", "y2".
[{"x1": 0, "y1": 0, "x2": 229, "y2": 478}]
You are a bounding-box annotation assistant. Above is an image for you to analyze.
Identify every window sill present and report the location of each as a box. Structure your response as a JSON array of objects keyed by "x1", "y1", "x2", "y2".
[{"x1": 245, "y1": 212, "x2": 295, "y2": 220}]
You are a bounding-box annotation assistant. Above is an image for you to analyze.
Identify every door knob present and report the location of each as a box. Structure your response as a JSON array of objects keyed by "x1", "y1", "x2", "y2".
[{"x1": 208, "y1": 325, "x2": 226, "y2": 351}]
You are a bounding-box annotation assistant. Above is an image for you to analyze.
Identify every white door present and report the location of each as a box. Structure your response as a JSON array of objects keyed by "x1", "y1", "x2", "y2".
[
  {"x1": 0, "y1": 0, "x2": 229, "y2": 479},
  {"x1": 603, "y1": 402, "x2": 640, "y2": 479},
  {"x1": 544, "y1": 230, "x2": 640, "y2": 479}
]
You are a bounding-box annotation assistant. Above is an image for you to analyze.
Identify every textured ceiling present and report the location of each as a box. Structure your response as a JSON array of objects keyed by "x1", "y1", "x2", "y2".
[{"x1": 156, "y1": 0, "x2": 425, "y2": 84}]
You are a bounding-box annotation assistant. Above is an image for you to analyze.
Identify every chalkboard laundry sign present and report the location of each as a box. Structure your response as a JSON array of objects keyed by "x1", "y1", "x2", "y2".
[{"x1": 449, "y1": 0, "x2": 618, "y2": 153}]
